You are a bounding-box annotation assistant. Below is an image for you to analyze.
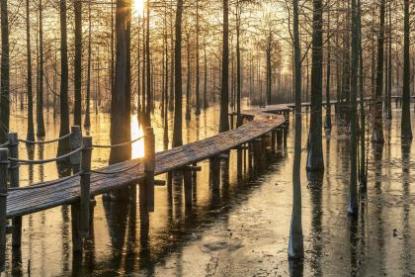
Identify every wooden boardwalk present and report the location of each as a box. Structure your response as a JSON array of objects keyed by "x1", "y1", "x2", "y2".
[{"x1": 6, "y1": 104, "x2": 289, "y2": 219}]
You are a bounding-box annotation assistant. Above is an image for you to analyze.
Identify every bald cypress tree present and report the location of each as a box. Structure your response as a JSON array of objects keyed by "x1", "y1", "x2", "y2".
[
  {"x1": 26, "y1": 0, "x2": 35, "y2": 142},
  {"x1": 306, "y1": 0, "x2": 324, "y2": 173},
  {"x1": 0, "y1": 0, "x2": 9, "y2": 143},
  {"x1": 372, "y1": 0, "x2": 385, "y2": 144},
  {"x1": 173, "y1": 0, "x2": 184, "y2": 147},
  {"x1": 58, "y1": 0, "x2": 70, "y2": 157},
  {"x1": 73, "y1": 0, "x2": 82, "y2": 128},
  {"x1": 401, "y1": 0, "x2": 412, "y2": 141},
  {"x1": 219, "y1": 0, "x2": 230, "y2": 132}
]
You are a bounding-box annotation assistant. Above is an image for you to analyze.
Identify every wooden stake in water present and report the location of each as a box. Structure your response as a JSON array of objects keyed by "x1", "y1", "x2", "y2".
[
  {"x1": 144, "y1": 127, "x2": 155, "y2": 212},
  {"x1": 0, "y1": 148, "x2": 9, "y2": 272},
  {"x1": 80, "y1": 136, "x2": 92, "y2": 239},
  {"x1": 8, "y1": 133, "x2": 21, "y2": 249}
]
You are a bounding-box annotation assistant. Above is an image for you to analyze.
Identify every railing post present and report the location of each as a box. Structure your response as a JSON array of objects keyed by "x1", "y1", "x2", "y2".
[
  {"x1": 0, "y1": 148, "x2": 8, "y2": 272},
  {"x1": 70, "y1": 126, "x2": 82, "y2": 167},
  {"x1": 80, "y1": 137, "x2": 92, "y2": 240},
  {"x1": 7, "y1": 133, "x2": 21, "y2": 249},
  {"x1": 144, "y1": 127, "x2": 155, "y2": 212}
]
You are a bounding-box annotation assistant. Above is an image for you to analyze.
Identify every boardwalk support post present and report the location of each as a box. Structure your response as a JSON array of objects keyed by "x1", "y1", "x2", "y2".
[
  {"x1": 70, "y1": 126, "x2": 82, "y2": 167},
  {"x1": 8, "y1": 133, "x2": 21, "y2": 249},
  {"x1": 183, "y1": 167, "x2": 192, "y2": 208},
  {"x1": 271, "y1": 130, "x2": 276, "y2": 153},
  {"x1": 0, "y1": 148, "x2": 8, "y2": 272},
  {"x1": 80, "y1": 137, "x2": 92, "y2": 240},
  {"x1": 144, "y1": 127, "x2": 155, "y2": 212}
]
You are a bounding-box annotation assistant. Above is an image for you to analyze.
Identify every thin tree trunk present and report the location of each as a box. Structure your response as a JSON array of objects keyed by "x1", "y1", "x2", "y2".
[
  {"x1": 266, "y1": 32, "x2": 272, "y2": 105},
  {"x1": 195, "y1": 0, "x2": 201, "y2": 115},
  {"x1": 145, "y1": 1, "x2": 151, "y2": 123},
  {"x1": 74, "y1": 0, "x2": 82, "y2": 127},
  {"x1": 58, "y1": 0, "x2": 70, "y2": 157},
  {"x1": 172, "y1": 0, "x2": 184, "y2": 147},
  {"x1": 185, "y1": 33, "x2": 191, "y2": 121},
  {"x1": 358, "y1": 0, "x2": 367, "y2": 187},
  {"x1": 288, "y1": 0, "x2": 304, "y2": 260},
  {"x1": 219, "y1": 0, "x2": 230, "y2": 132},
  {"x1": 372, "y1": 0, "x2": 385, "y2": 143},
  {"x1": 236, "y1": 5, "x2": 242, "y2": 127},
  {"x1": 84, "y1": 0, "x2": 92, "y2": 129},
  {"x1": 203, "y1": 41, "x2": 208, "y2": 109},
  {"x1": 0, "y1": 0, "x2": 9, "y2": 143},
  {"x1": 36, "y1": 0, "x2": 45, "y2": 137},
  {"x1": 349, "y1": 0, "x2": 359, "y2": 216},
  {"x1": 325, "y1": 1, "x2": 332, "y2": 131},
  {"x1": 401, "y1": 0, "x2": 412, "y2": 140},
  {"x1": 26, "y1": 0, "x2": 34, "y2": 141}
]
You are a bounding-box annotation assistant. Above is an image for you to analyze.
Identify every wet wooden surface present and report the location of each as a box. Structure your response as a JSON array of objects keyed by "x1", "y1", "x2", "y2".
[{"x1": 6, "y1": 105, "x2": 288, "y2": 218}]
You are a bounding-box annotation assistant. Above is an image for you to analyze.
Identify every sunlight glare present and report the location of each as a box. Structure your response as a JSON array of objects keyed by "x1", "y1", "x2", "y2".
[{"x1": 134, "y1": 0, "x2": 144, "y2": 17}]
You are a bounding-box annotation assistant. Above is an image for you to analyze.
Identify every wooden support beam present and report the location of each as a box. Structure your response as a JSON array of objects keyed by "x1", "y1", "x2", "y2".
[
  {"x1": 71, "y1": 202, "x2": 82, "y2": 254},
  {"x1": 80, "y1": 137, "x2": 92, "y2": 240},
  {"x1": 0, "y1": 148, "x2": 8, "y2": 272},
  {"x1": 183, "y1": 169, "x2": 192, "y2": 208},
  {"x1": 8, "y1": 133, "x2": 21, "y2": 249},
  {"x1": 144, "y1": 127, "x2": 155, "y2": 212}
]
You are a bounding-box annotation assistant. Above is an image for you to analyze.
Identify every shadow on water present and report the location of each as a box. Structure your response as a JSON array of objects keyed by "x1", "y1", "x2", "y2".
[{"x1": 69, "y1": 149, "x2": 287, "y2": 275}]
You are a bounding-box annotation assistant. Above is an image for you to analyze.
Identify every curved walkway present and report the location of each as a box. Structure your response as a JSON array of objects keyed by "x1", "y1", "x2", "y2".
[{"x1": 6, "y1": 105, "x2": 290, "y2": 218}]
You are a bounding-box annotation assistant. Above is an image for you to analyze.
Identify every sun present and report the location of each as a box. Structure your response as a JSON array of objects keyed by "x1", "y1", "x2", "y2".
[{"x1": 133, "y1": 0, "x2": 144, "y2": 17}]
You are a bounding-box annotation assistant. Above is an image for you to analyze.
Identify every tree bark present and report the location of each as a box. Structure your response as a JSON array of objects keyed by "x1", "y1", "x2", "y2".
[
  {"x1": 172, "y1": 0, "x2": 184, "y2": 147},
  {"x1": 306, "y1": 0, "x2": 324, "y2": 172},
  {"x1": 84, "y1": 0, "x2": 92, "y2": 129},
  {"x1": 288, "y1": 0, "x2": 304, "y2": 260},
  {"x1": 36, "y1": 0, "x2": 45, "y2": 137},
  {"x1": 74, "y1": 0, "x2": 83, "y2": 128},
  {"x1": 372, "y1": 0, "x2": 385, "y2": 144},
  {"x1": 401, "y1": 0, "x2": 412, "y2": 141},
  {"x1": 58, "y1": 0, "x2": 70, "y2": 157},
  {"x1": 26, "y1": 0, "x2": 34, "y2": 141},
  {"x1": 0, "y1": 0, "x2": 9, "y2": 143},
  {"x1": 219, "y1": 0, "x2": 230, "y2": 132},
  {"x1": 349, "y1": 0, "x2": 359, "y2": 215}
]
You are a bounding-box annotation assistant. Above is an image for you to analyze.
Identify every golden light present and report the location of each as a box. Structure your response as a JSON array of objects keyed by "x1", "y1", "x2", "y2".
[{"x1": 134, "y1": 0, "x2": 144, "y2": 17}]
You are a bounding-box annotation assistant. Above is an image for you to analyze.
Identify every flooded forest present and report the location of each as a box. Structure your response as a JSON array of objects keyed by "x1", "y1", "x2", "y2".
[{"x1": 0, "y1": 0, "x2": 414, "y2": 276}]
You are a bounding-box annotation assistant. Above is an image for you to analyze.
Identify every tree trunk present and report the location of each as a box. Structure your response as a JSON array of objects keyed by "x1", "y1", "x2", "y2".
[
  {"x1": 172, "y1": 0, "x2": 184, "y2": 147},
  {"x1": 74, "y1": 0, "x2": 82, "y2": 128},
  {"x1": 185, "y1": 33, "x2": 191, "y2": 121},
  {"x1": 145, "y1": 2, "x2": 151, "y2": 123},
  {"x1": 0, "y1": 0, "x2": 9, "y2": 143},
  {"x1": 219, "y1": 0, "x2": 230, "y2": 132},
  {"x1": 348, "y1": 0, "x2": 359, "y2": 215},
  {"x1": 288, "y1": 0, "x2": 304, "y2": 260},
  {"x1": 195, "y1": 0, "x2": 201, "y2": 115},
  {"x1": 401, "y1": 0, "x2": 412, "y2": 141},
  {"x1": 266, "y1": 32, "x2": 272, "y2": 106},
  {"x1": 36, "y1": 0, "x2": 45, "y2": 137},
  {"x1": 306, "y1": 0, "x2": 324, "y2": 173},
  {"x1": 325, "y1": 1, "x2": 332, "y2": 131},
  {"x1": 84, "y1": 0, "x2": 92, "y2": 129},
  {"x1": 372, "y1": 0, "x2": 385, "y2": 144},
  {"x1": 236, "y1": 6, "x2": 242, "y2": 127},
  {"x1": 109, "y1": 0, "x2": 132, "y2": 200},
  {"x1": 58, "y1": 0, "x2": 70, "y2": 157},
  {"x1": 26, "y1": 0, "x2": 34, "y2": 141}
]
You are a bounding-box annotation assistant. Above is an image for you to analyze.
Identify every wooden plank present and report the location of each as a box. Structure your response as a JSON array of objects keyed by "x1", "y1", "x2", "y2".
[{"x1": 6, "y1": 105, "x2": 289, "y2": 218}]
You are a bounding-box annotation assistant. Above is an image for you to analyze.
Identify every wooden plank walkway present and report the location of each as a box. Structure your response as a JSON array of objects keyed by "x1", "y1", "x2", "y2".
[{"x1": 6, "y1": 104, "x2": 289, "y2": 218}]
